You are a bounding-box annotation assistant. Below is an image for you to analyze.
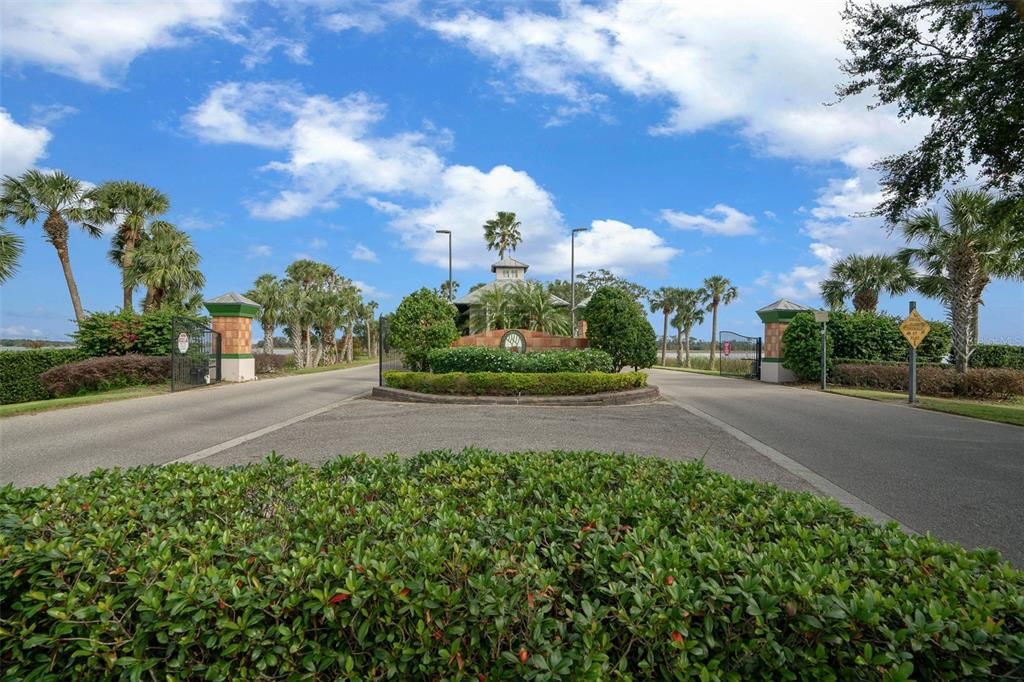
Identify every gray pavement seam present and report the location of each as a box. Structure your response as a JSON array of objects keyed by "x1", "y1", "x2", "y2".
[
  {"x1": 164, "y1": 392, "x2": 370, "y2": 465},
  {"x1": 663, "y1": 397, "x2": 915, "y2": 533}
]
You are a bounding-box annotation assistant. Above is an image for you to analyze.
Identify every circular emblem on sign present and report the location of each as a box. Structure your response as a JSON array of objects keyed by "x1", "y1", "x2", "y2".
[
  {"x1": 177, "y1": 332, "x2": 190, "y2": 353},
  {"x1": 722, "y1": 341, "x2": 732, "y2": 357},
  {"x1": 499, "y1": 329, "x2": 527, "y2": 353}
]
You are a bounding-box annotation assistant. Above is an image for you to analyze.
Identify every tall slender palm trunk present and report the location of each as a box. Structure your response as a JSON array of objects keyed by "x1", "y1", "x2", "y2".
[
  {"x1": 661, "y1": 311, "x2": 669, "y2": 366},
  {"x1": 43, "y1": 213, "x2": 85, "y2": 323},
  {"x1": 675, "y1": 325, "x2": 683, "y2": 365},
  {"x1": 120, "y1": 240, "x2": 137, "y2": 311},
  {"x1": 684, "y1": 326, "x2": 693, "y2": 367},
  {"x1": 262, "y1": 323, "x2": 275, "y2": 355},
  {"x1": 709, "y1": 301, "x2": 720, "y2": 369}
]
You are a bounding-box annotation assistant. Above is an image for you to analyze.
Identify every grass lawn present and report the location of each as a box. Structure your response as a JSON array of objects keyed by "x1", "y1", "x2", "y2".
[
  {"x1": 0, "y1": 384, "x2": 169, "y2": 418},
  {"x1": 829, "y1": 386, "x2": 1024, "y2": 427}
]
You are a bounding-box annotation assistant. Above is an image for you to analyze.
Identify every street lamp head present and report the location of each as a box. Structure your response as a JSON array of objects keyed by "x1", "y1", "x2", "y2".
[
  {"x1": 572, "y1": 227, "x2": 588, "y2": 235},
  {"x1": 436, "y1": 229, "x2": 451, "y2": 234}
]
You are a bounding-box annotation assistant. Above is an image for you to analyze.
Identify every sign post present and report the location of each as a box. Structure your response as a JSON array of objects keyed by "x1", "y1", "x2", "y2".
[
  {"x1": 814, "y1": 310, "x2": 829, "y2": 390},
  {"x1": 899, "y1": 302, "x2": 931, "y2": 404}
]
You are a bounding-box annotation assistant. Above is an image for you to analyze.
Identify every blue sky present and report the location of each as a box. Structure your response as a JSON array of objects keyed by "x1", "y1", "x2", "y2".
[{"x1": 1, "y1": 0, "x2": 1021, "y2": 344}]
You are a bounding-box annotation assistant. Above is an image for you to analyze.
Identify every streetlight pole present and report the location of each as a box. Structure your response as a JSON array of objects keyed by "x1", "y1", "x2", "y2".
[
  {"x1": 436, "y1": 229, "x2": 452, "y2": 301},
  {"x1": 571, "y1": 227, "x2": 588, "y2": 337}
]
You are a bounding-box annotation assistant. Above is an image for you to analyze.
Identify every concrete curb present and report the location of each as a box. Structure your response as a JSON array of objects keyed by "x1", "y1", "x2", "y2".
[{"x1": 370, "y1": 385, "x2": 661, "y2": 406}]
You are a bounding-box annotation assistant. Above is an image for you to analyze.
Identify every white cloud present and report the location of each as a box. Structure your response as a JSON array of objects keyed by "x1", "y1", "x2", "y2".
[
  {"x1": 0, "y1": 0, "x2": 238, "y2": 86},
  {"x1": 352, "y1": 279, "x2": 390, "y2": 298},
  {"x1": 0, "y1": 109, "x2": 52, "y2": 175},
  {"x1": 0, "y1": 325, "x2": 44, "y2": 339},
  {"x1": 187, "y1": 81, "x2": 679, "y2": 276},
  {"x1": 352, "y1": 243, "x2": 378, "y2": 262},
  {"x1": 185, "y1": 82, "x2": 446, "y2": 220},
  {"x1": 246, "y1": 244, "x2": 273, "y2": 259},
  {"x1": 530, "y1": 218, "x2": 679, "y2": 276},
  {"x1": 660, "y1": 204, "x2": 756, "y2": 237},
  {"x1": 29, "y1": 104, "x2": 78, "y2": 126},
  {"x1": 309, "y1": 237, "x2": 328, "y2": 250},
  {"x1": 321, "y1": 1, "x2": 418, "y2": 34}
]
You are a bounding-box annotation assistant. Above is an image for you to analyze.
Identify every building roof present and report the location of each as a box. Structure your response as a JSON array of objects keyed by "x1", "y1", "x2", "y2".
[
  {"x1": 756, "y1": 298, "x2": 810, "y2": 313},
  {"x1": 490, "y1": 257, "x2": 529, "y2": 273},
  {"x1": 205, "y1": 291, "x2": 260, "y2": 307},
  {"x1": 453, "y1": 280, "x2": 569, "y2": 308}
]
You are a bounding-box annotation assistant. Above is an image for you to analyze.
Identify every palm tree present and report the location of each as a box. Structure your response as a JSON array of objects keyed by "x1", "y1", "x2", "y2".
[
  {"x1": 700, "y1": 276, "x2": 738, "y2": 369},
  {"x1": 511, "y1": 281, "x2": 569, "y2": 335},
  {"x1": 670, "y1": 289, "x2": 705, "y2": 367},
  {"x1": 471, "y1": 286, "x2": 514, "y2": 333},
  {"x1": 0, "y1": 227, "x2": 24, "y2": 284},
  {"x1": 91, "y1": 181, "x2": 170, "y2": 311},
  {"x1": 898, "y1": 189, "x2": 1024, "y2": 373},
  {"x1": 246, "y1": 274, "x2": 283, "y2": 355},
  {"x1": 483, "y1": 211, "x2": 522, "y2": 259},
  {"x1": 648, "y1": 287, "x2": 678, "y2": 366},
  {"x1": 0, "y1": 170, "x2": 101, "y2": 322},
  {"x1": 280, "y1": 279, "x2": 310, "y2": 367},
  {"x1": 126, "y1": 221, "x2": 205, "y2": 310},
  {"x1": 820, "y1": 254, "x2": 914, "y2": 313},
  {"x1": 362, "y1": 300, "x2": 379, "y2": 357}
]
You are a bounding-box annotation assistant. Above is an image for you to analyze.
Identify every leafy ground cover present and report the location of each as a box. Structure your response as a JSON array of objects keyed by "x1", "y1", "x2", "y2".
[
  {"x1": 384, "y1": 370, "x2": 646, "y2": 396},
  {"x1": 829, "y1": 387, "x2": 1024, "y2": 427},
  {"x1": 1, "y1": 450, "x2": 1021, "y2": 679}
]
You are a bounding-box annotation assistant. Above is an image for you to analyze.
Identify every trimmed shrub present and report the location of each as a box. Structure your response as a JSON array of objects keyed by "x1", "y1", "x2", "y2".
[
  {"x1": 2, "y1": 450, "x2": 1022, "y2": 679},
  {"x1": 39, "y1": 354, "x2": 170, "y2": 397},
  {"x1": 781, "y1": 312, "x2": 827, "y2": 381},
  {"x1": 427, "y1": 347, "x2": 614, "y2": 374},
  {"x1": 971, "y1": 344, "x2": 1024, "y2": 369},
  {"x1": 584, "y1": 287, "x2": 658, "y2": 371},
  {"x1": 832, "y1": 363, "x2": 1024, "y2": 399},
  {"x1": 389, "y1": 288, "x2": 459, "y2": 371},
  {"x1": 74, "y1": 308, "x2": 207, "y2": 358},
  {"x1": 0, "y1": 348, "x2": 83, "y2": 404},
  {"x1": 254, "y1": 352, "x2": 289, "y2": 374},
  {"x1": 384, "y1": 370, "x2": 646, "y2": 395}
]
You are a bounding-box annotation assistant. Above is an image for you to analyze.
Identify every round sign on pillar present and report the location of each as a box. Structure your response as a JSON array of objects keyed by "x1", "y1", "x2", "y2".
[
  {"x1": 176, "y1": 332, "x2": 190, "y2": 353},
  {"x1": 499, "y1": 330, "x2": 527, "y2": 353}
]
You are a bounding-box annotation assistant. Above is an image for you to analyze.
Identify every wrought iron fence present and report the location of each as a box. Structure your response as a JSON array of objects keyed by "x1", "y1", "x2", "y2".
[
  {"x1": 718, "y1": 331, "x2": 761, "y2": 379},
  {"x1": 170, "y1": 317, "x2": 222, "y2": 391},
  {"x1": 377, "y1": 315, "x2": 405, "y2": 385}
]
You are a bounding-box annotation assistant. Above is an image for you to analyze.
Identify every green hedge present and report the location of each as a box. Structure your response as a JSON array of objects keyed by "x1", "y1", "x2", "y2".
[
  {"x1": 2, "y1": 450, "x2": 1022, "y2": 679},
  {"x1": 427, "y1": 347, "x2": 614, "y2": 374},
  {"x1": 0, "y1": 348, "x2": 83, "y2": 404},
  {"x1": 384, "y1": 370, "x2": 646, "y2": 395},
  {"x1": 832, "y1": 364, "x2": 1024, "y2": 399},
  {"x1": 74, "y1": 308, "x2": 206, "y2": 358},
  {"x1": 39, "y1": 354, "x2": 171, "y2": 397},
  {"x1": 971, "y1": 344, "x2": 1024, "y2": 369}
]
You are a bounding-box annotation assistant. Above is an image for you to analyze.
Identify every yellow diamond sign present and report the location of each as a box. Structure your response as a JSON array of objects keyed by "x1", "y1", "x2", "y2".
[{"x1": 899, "y1": 309, "x2": 931, "y2": 348}]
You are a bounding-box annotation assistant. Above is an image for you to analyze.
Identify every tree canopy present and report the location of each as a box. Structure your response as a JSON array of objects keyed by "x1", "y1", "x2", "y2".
[{"x1": 838, "y1": 0, "x2": 1024, "y2": 222}]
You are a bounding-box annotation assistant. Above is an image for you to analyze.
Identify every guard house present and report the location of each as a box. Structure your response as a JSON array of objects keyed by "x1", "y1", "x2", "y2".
[
  {"x1": 453, "y1": 257, "x2": 569, "y2": 311},
  {"x1": 756, "y1": 298, "x2": 811, "y2": 383}
]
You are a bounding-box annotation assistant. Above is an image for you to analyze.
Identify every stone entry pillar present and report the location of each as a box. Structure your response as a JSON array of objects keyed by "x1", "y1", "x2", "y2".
[
  {"x1": 756, "y1": 299, "x2": 810, "y2": 383},
  {"x1": 204, "y1": 292, "x2": 261, "y2": 382}
]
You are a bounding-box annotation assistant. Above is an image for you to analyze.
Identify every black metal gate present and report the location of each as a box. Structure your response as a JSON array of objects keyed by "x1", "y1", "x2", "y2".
[
  {"x1": 377, "y1": 314, "x2": 406, "y2": 386},
  {"x1": 170, "y1": 317, "x2": 222, "y2": 391},
  {"x1": 718, "y1": 331, "x2": 761, "y2": 379}
]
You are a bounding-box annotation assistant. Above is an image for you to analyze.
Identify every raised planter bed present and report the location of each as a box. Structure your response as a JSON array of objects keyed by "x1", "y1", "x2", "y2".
[{"x1": 371, "y1": 384, "x2": 660, "y2": 405}]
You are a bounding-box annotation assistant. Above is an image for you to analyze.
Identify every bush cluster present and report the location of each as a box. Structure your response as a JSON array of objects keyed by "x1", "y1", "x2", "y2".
[
  {"x1": 971, "y1": 344, "x2": 1024, "y2": 369},
  {"x1": 584, "y1": 287, "x2": 658, "y2": 371},
  {"x1": 38, "y1": 354, "x2": 171, "y2": 397},
  {"x1": 74, "y1": 308, "x2": 206, "y2": 358},
  {"x1": 783, "y1": 312, "x2": 951, "y2": 381},
  {"x1": 427, "y1": 347, "x2": 614, "y2": 374},
  {"x1": 0, "y1": 348, "x2": 83, "y2": 404},
  {"x1": 384, "y1": 370, "x2": 646, "y2": 396},
  {"x1": 2, "y1": 450, "x2": 1022, "y2": 679},
  {"x1": 832, "y1": 363, "x2": 1024, "y2": 399},
  {"x1": 254, "y1": 353, "x2": 290, "y2": 374},
  {"x1": 388, "y1": 289, "x2": 459, "y2": 371}
]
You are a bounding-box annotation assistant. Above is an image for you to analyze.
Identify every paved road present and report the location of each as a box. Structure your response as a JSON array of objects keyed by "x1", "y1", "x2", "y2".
[
  {"x1": 651, "y1": 369, "x2": 1024, "y2": 564},
  {"x1": 0, "y1": 365, "x2": 378, "y2": 487}
]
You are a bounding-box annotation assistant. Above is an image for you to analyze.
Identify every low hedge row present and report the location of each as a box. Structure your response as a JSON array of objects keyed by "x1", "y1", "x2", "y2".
[
  {"x1": 831, "y1": 363, "x2": 1024, "y2": 399},
  {"x1": 0, "y1": 348, "x2": 83, "y2": 404},
  {"x1": 2, "y1": 450, "x2": 1021, "y2": 679},
  {"x1": 39, "y1": 354, "x2": 171, "y2": 397},
  {"x1": 384, "y1": 370, "x2": 646, "y2": 396},
  {"x1": 427, "y1": 347, "x2": 614, "y2": 374},
  {"x1": 970, "y1": 344, "x2": 1024, "y2": 369}
]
